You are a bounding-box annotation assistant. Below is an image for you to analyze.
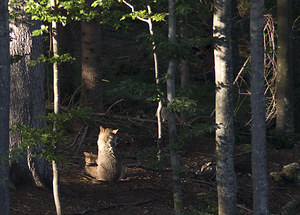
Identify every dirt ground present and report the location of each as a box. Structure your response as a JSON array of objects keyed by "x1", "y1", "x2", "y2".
[{"x1": 9, "y1": 124, "x2": 300, "y2": 215}]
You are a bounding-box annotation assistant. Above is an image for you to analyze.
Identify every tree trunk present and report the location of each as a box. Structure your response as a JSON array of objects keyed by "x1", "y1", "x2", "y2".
[
  {"x1": 0, "y1": 0, "x2": 10, "y2": 213},
  {"x1": 213, "y1": 0, "x2": 237, "y2": 214},
  {"x1": 276, "y1": 0, "x2": 294, "y2": 136},
  {"x1": 58, "y1": 23, "x2": 79, "y2": 101},
  {"x1": 51, "y1": 0, "x2": 62, "y2": 213},
  {"x1": 250, "y1": 0, "x2": 269, "y2": 214},
  {"x1": 81, "y1": 21, "x2": 103, "y2": 112},
  {"x1": 9, "y1": 0, "x2": 49, "y2": 188},
  {"x1": 231, "y1": 0, "x2": 241, "y2": 76},
  {"x1": 167, "y1": 1, "x2": 183, "y2": 214}
]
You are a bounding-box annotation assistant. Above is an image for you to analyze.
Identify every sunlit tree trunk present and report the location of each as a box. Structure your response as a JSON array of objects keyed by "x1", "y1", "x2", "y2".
[
  {"x1": 276, "y1": 0, "x2": 294, "y2": 136},
  {"x1": 0, "y1": 0, "x2": 10, "y2": 213},
  {"x1": 9, "y1": 0, "x2": 48, "y2": 188},
  {"x1": 167, "y1": 1, "x2": 183, "y2": 214},
  {"x1": 122, "y1": 1, "x2": 163, "y2": 160},
  {"x1": 51, "y1": 0, "x2": 62, "y2": 214},
  {"x1": 250, "y1": 0, "x2": 269, "y2": 214},
  {"x1": 213, "y1": 0, "x2": 237, "y2": 214}
]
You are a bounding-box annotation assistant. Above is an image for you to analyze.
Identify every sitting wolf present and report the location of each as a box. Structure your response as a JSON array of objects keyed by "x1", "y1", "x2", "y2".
[{"x1": 84, "y1": 126, "x2": 123, "y2": 182}]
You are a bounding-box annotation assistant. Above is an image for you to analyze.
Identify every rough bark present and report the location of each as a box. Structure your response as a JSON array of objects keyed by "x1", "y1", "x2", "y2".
[
  {"x1": 9, "y1": 0, "x2": 48, "y2": 188},
  {"x1": 0, "y1": 0, "x2": 10, "y2": 213},
  {"x1": 213, "y1": 0, "x2": 237, "y2": 214},
  {"x1": 276, "y1": 0, "x2": 294, "y2": 136},
  {"x1": 167, "y1": 1, "x2": 183, "y2": 214},
  {"x1": 250, "y1": 0, "x2": 269, "y2": 214},
  {"x1": 81, "y1": 21, "x2": 103, "y2": 112}
]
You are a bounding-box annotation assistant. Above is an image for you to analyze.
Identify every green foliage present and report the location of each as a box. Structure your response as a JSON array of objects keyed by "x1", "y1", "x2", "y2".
[
  {"x1": 168, "y1": 97, "x2": 197, "y2": 115},
  {"x1": 10, "y1": 107, "x2": 93, "y2": 163},
  {"x1": 172, "y1": 123, "x2": 215, "y2": 150},
  {"x1": 136, "y1": 146, "x2": 167, "y2": 169},
  {"x1": 120, "y1": 8, "x2": 167, "y2": 22},
  {"x1": 184, "y1": 192, "x2": 217, "y2": 215},
  {"x1": 0, "y1": 177, "x2": 8, "y2": 186},
  {"x1": 25, "y1": 0, "x2": 100, "y2": 25},
  {"x1": 28, "y1": 53, "x2": 75, "y2": 66},
  {"x1": 106, "y1": 78, "x2": 156, "y2": 101}
]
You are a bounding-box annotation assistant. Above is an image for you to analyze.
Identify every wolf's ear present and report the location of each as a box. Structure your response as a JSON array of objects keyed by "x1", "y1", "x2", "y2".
[
  {"x1": 83, "y1": 152, "x2": 89, "y2": 156},
  {"x1": 112, "y1": 129, "x2": 118, "y2": 134},
  {"x1": 99, "y1": 125, "x2": 105, "y2": 132}
]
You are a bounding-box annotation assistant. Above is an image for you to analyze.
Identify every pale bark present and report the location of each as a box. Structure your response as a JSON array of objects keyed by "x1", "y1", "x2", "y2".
[
  {"x1": 213, "y1": 0, "x2": 237, "y2": 214},
  {"x1": 276, "y1": 0, "x2": 294, "y2": 135},
  {"x1": 51, "y1": 0, "x2": 62, "y2": 214},
  {"x1": 9, "y1": 0, "x2": 48, "y2": 188},
  {"x1": 168, "y1": 1, "x2": 183, "y2": 214},
  {"x1": 0, "y1": 0, "x2": 10, "y2": 213},
  {"x1": 122, "y1": 1, "x2": 163, "y2": 160},
  {"x1": 250, "y1": 0, "x2": 269, "y2": 214}
]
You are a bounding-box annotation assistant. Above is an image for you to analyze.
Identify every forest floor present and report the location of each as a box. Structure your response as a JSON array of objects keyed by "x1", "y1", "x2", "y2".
[{"x1": 9, "y1": 120, "x2": 300, "y2": 215}]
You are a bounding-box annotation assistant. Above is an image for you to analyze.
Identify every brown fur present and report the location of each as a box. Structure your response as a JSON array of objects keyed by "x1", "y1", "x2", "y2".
[
  {"x1": 83, "y1": 152, "x2": 98, "y2": 178},
  {"x1": 95, "y1": 126, "x2": 122, "y2": 182},
  {"x1": 83, "y1": 126, "x2": 123, "y2": 182},
  {"x1": 83, "y1": 152, "x2": 97, "y2": 166}
]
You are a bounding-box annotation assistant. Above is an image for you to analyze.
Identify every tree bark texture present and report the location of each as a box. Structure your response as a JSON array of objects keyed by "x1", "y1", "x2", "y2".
[
  {"x1": 0, "y1": 0, "x2": 10, "y2": 213},
  {"x1": 213, "y1": 0, "x2": 237, "y2": 214},
  {"x1": 276, "y1": 0, "x2": 294, "y2": 135},
  {"x1": 81, "y1": 21, "x2": 103, "y2": 112},
  {"x1": 167, "y1": 1, "x2": 183, "y2": 214},
  {"x1": 9, "y1": 1, "x2": 48, "y2": 188},
  {"x1": 250, "y1": 0, "x2": 269, "y2": 214}
]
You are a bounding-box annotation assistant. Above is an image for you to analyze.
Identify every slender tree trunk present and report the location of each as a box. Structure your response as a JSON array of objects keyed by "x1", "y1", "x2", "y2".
[
  {"x1": 9, "y1": 0, "x2": 48, "y2": 188},
  {"x1": 213, "y1": 0, "x2": 237, "y2": 214},
  {"x1": 167, "y1": 1, "x2": 183, "y2": 214},
  {"x1": 276, "y1": 0, "x2": 294, "y2": 136},
  {"x1": 180, "y1": 60, "x2": 189, "y2": 89},
  {"x1": 51, "y1": 0, "x2": 62, "y2": 214},
  {"x1": 81, "y1": 21, "x2": 103, "y2": 112},
  {"x1": 250, "y1": 0, "x2": 269, "y2": 214},
  {"x1": 0, "y1": 0, "x2": 10, "y2": 213},
  {"x1": 122, "y1": 1, "x2": 163, "y2": 160}
]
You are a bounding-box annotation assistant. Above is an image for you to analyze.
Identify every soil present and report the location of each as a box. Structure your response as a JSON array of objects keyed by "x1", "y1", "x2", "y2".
[{"x1": 9, "y1": 123, "x2": 300, "y2": 215}]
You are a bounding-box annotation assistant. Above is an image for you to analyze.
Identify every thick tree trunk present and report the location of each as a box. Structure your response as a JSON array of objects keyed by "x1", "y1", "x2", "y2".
[
  {"x1": 213, "y1": 0, "x2": 237, "y2": 214},
  {"x1": 0, "y1": 0, "x2": 10, "y2": 213},
  {"x1": 81, "y1": 21, "x2": 103, "y2": 112},
  {"x1": 167, "y1": 1, "x2": 183, "y2": 214},
  {"x1": 276, "y1": 0, "x2": 294, "y2": 136},
  {"x1": 9, "y1": 1, "x2": 48, "y2": 188},
  {"x1": 250, "y1": 0, "x2": 269, "y2": 214}
]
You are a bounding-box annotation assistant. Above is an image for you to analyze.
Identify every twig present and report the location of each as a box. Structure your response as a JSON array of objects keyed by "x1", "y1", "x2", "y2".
[
  {"x1": 104, "y1": 99, "x2": 124, "y2": 116},
  {"x1": 76, "y1": 126, "x2": 88, "y2": 155},
  {"x1": 70, "y1": 199, "x2": 151, "y2": 215},
  {"x1": 68, "y1": 126, "x2": 85, "y2": 149},
  {"x1": 237, "y1": 204, "x2": 253, "y2": 213}
]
